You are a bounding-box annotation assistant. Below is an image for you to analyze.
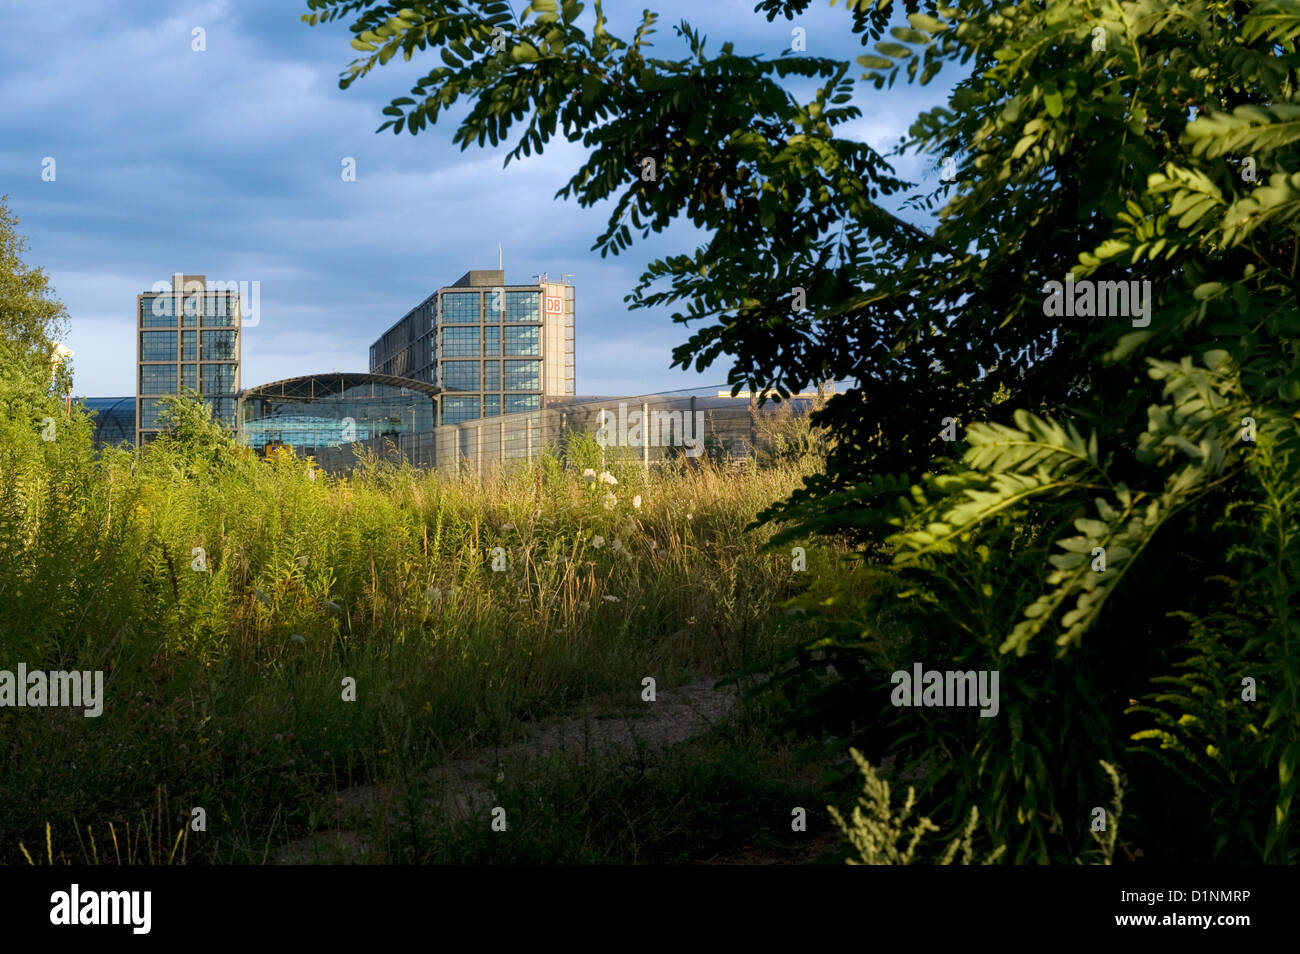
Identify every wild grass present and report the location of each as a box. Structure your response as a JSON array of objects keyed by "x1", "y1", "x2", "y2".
[{"x1": 0, "y1": 406, "x2": 832, "y2": 863}]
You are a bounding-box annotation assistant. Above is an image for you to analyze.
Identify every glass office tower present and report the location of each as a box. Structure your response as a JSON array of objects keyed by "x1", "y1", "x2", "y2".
[
  {"x1": 369, "y1": 269, "x2": 575, "y2": 426},
  {"x1": 136, "y1": 274, "x2": 241, "y2": 445}
]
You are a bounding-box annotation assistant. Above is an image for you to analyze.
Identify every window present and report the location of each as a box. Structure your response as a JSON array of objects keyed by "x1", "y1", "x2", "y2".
[
  {"x1": 140, "y1": 365, "x2": 177, "y2": 394},
  {"x1": 504, "y1": 291, "x2": 540, "y2": 322},
  {"x1": 139, "y1": 398, "x2": 166, "y2": 429},
  {"x1": 182, "y1": 293, "x2": 200, "y2": 326},
  {"x1": 205, "y1": 398, "x2": 236, "y2": 428},
  {"x1": 503, "y1": 359, "x2": 540, "y2": 391},
  {"x1": 482, "y1": 326, "x2": 500, "y2": 356},
  {"x1": 140, "y1": 331, "x2": 176, "y2": 361},
  {"x1": 504, "y1": 325, "x2": 539, "y2": 356},
  {"x1": 182, "y1": 331, "x2": 198, "y2": 360},
  {"x1": 182, "y1": 364, "x2": 197, "y2": 391},
  {"x1": 141, "y1": 295, "x2": 175, "y2": 327},
  {"x1": 201, "y1": 364, "x2": 236, "y2": 395},
  {"x1": 505, "y1": 394, "x2": 540, "y2": 414},
  {"x1": 441, "y1": 360, "x2": 479, "y2": 391},
  {"x1": 482, "y1": 360, "x2": 500, "y2": 390},
  {"x1": 202, "y1": 293, "x2": 236, "y2": 326},
  {"x1": 201, "y1": 330, "x2": 237, "y2": 361},
  {"x1": 442, "y1": 396, "x2": 480, "y2": 424},
  {"x1": 441, "y1": 326, "x2": 480, "y2": 357},
  {"x1": 482, "y1": 394, "x2": 501, "y2": 417},
  {"x1": 441, "y1": 292, "x2": 480, "y2": 323}
]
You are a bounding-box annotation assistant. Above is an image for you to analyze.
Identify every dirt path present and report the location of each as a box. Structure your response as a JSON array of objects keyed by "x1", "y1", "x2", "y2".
[{"x1": 275, "y1": 675, "x2": 741, "y2": 864}]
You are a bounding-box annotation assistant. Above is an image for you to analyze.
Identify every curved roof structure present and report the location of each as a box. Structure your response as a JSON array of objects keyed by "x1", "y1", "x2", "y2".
[
  {"x1": 80, "y1": 396, "x2": 136, "y2": 448},
  {"x1": 240, "y1": 372, "x2": 443, "y2": 401}
]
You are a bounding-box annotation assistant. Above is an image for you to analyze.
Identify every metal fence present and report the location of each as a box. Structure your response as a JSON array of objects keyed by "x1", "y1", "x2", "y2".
[{"x1": 312, "y1": 387, "x2": 826, "y2": 476}]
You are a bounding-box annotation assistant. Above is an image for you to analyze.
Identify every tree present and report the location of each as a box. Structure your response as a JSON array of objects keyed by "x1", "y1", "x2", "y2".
[
  {"x1": 0, "y1": 195, "x2": 72, "y2": 457},
  {"x1": 151, "y1": 389, "x2": 244, "y2": 472},
  {"x1": 308, "y1": 0, "x2": 1300, "y2": 861}
]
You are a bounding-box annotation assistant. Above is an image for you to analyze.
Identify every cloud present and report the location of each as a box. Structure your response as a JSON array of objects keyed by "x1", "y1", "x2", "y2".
[{"x1": 4, "y1": 0, "x2": 949, "y2": 401}]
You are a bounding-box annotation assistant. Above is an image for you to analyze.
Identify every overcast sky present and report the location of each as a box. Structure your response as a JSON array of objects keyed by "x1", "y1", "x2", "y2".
[{"x1": 0, "y1": 0, "x2": 950, "y2": 397}]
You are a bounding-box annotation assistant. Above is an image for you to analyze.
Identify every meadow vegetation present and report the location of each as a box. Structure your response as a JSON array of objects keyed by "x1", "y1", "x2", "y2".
[{"x1": 1, "y1": 380, "x2": 841, "y2": 863}]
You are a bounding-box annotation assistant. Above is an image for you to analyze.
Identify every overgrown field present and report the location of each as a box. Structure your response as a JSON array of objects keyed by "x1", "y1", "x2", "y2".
[{"x1": 0, "y1": 403, "x2": 844, "y2": 863}]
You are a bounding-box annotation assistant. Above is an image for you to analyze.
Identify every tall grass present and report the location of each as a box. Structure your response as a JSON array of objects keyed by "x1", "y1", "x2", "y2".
[{"x1": 0, "y1": 404, "x2": 829, "y2": 862}]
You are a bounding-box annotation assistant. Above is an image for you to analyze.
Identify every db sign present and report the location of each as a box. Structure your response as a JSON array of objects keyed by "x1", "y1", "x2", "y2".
[{"x1": 545, "y1": 295, "x2": 563, "y2": 315}]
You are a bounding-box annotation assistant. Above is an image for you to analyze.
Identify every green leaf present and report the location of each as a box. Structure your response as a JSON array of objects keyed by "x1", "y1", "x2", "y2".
[
  {"x1": 511, "y1": 42, "x2": 540, "y2": 63},
  {"x1": 857, "y1": 55, "x2": 894, "y2": 70},
  {"x1": 874, "y1": 42, "x2": 913, "y2": 59},
  {"x1": 907, "y1": 13, "x2": 947, "y2": 33}
]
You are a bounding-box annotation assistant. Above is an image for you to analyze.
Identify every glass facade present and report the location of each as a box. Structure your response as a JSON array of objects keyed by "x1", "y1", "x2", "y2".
[
  {"x1": 434, "y1": 287, "x2": 546, "y2": 425},
  {"x1": 141, "y1": 331, "x2": 176, "y2": 361},
  {"x1": 138, "y1": 283, "x2": 240, "y2": 442},
  {"x1": 504, "y1": 291, "x2": 540, "y2": 322},
  {"x1": 504, "y1": 360, "x2": 541, "y2": 391},
  {"x1": 240, "y1": 374, "x2": 437, "y2": 454},
  {"x1": 141, "y1": 365, "x2": 177, "y2": 394},
  {"x1": 504, "y1": 326, "x2": 539, "y2": 356},
  {"x1": 442, "y1": 396, "x2": 480, "y2": 425},
  {"x1": 139, "y1": 398, "x2": 167, "y2": 430},
  {"x1": 441, "y1": 292, "x2": 480, "y2": 322},
  {"x1": 141, "y1": 296, "x2": 175, "y2": 327},
  {"x1": 369, "y1": 272, "x2": 570, "y2": 430},
  {"x1": 505, "y1": 394, "x2": 540, "y2": 414},
  {"x1": 201, "y1": 364, "x2": 237, "y2": 395},
  {"x1": 202, "y1": 330, "x2": 237, "y2": 361},
  {"x1": 205, "y1": 397, "x2": 236, "y2": 424},
  {"x1": 442, "y1": 326, "x2": 480, "y2": 356},
  {"x1": 81, "y1": 397, "x2": 136, "y2": 449},
  {"x1": 442, "y1": 360, "x2": 479, "y2": 391}
]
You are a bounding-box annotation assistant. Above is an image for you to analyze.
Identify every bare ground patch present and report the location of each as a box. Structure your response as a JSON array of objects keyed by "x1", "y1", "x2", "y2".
[{"x1": 275, "y1": 674, "x2": 741, "y2": 864}]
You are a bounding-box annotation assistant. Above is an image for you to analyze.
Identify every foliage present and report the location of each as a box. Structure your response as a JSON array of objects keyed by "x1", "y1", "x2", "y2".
[
  {"x1": 153, "y1": 389, "x2": 247, "y2": 473},
  {"x1": 0, "y1": 195, "x2": 75, "y2": 476},
  {"x1": 305, "y1": 0, "x2": 1300, "y2": 863},
  {"x1": 1083, "y1": 760, "x2": 1125, "y2": 866},
  {"x1": 828, "y1": 747, "x2": 1005, "y2": 864},
  {"x1": 0, "y1": 385, "x2": 824, "y2": 861}
]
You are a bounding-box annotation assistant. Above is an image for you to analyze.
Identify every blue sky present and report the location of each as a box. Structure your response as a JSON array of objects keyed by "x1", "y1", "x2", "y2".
[{"x1": 0, "y1": 0, "x2": 950, "y2": 397}]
